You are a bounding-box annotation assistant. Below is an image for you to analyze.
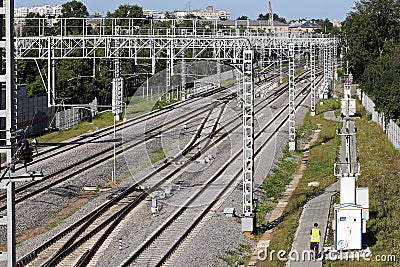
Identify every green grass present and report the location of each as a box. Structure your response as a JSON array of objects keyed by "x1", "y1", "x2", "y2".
[
  {"x1": 221, "y1": 77, "x2": 238, "y2": 87},
  {"x1": 149, "y1": 147, "x2": 167, "y2": 164},
  {"x1": 125, "y1": 96, "x2": 160, "y2": 119},
  {"x1": 259, "y1": 100, "x2": 339, "y2": 267},
  {"x1": 152, "y1": 97, "x2": 179, "y2": 111},
  {"x1": 256, "y1": 203, "x2": 273, "y2": 225},
  {"x1": 222, "y1": 243, "x2": 252, "y2": 266},
  {"x1": 91, "y1": 111, "x2": 115, "y2": 129},
  {"x1": 317, "y1": 98, "x2": 341, "y2": 116},
  {"x1": 49, "y1": 214, "x2": 70, "y2": 228},
  {"x1": 36, "y1": 121, "x2": 96, "y2": 143},
  {"x1": 36, "y1": 111, "x2": 121, "y2": 144},
  {"x1": 323, "y1": 101, "x2": 400, "y2": 266},
  {"x1": 253, "y1": 143, "x2": 303, "y2": 230},
  {"x1": 325, "y1": 193, "x2": 340, "y2": 248},
  {"x1": 35, "y1": 94, "x2": 175, "y2": 145},
  {"x1": 262, "y1": 155, "x2": 301, "y2": 201},
  {"x1": 260, "y1": 97, "x2": 400, "y2": 267}
]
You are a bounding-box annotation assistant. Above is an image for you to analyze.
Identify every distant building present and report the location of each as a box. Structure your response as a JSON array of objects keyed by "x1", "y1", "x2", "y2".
[
  {"x1": 14, "y1": 6, "x2": 29, "y2": 17},
  {"x1": 289, "y1": 21, "x2": 322, "y2": 33},
  {"x1": 174, "y1": 11, "x2": 190, "y2": 19},
  {"x1": 192, "y1": 6, "x2": 230, "y2": 20},
  {"x1": 158, "y1": 6, "x2": 230, "y2": 20},
  {"x1": 15, "y1": 4, "x2": 63, "y2": 27},
  {"x1": 15, "y1": 4, "x2": 63, "y2": 18},
  {"x1": 87, "y1": 13, "x2": 102, "y2": 30},
  {"x1": 333, "y1": 20, "x2": 341, "y2": 28},
  {"x1": 143, "y1": 9, "x2": 157, "y2": 18},
  {"x1": 219, "y1": 20, "x2": 288, "y2": 33}
]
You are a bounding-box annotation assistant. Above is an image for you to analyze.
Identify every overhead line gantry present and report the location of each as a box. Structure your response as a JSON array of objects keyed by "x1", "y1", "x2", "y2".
[{"x1": 13, "y1": 17, "x2": 338, "y2": 234}]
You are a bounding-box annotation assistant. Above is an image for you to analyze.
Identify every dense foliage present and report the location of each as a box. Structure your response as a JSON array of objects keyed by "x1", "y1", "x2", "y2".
[
  {"x1": 18, "y1": 1, "x2": 145, "y2": 104},
  {"x1": 257, "y1": 13, "x2": 287, "y2": 24},
  {"x1": 342, "y1": 0, "x2": 400, "y2": 118}
]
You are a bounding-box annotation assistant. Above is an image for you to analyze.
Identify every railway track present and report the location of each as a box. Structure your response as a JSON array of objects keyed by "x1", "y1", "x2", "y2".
[
  {"x1": 0, "y1": 68, "x2": 288, "y2": 210},
  {"x1": 17, "y1": 68, "x2": 321, "y2": 266},
  {"x1": 17, "y1": 88, "x2": 230, "y2": 267},
  {"x1": 121, "y1": 74, "x2": 324, "y2": 266},
  {"x1": 0, "y1": 89, "x2": 238, "y2": 212}
]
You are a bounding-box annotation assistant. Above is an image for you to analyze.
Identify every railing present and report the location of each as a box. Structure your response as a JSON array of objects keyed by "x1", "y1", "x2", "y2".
[{"x1": 357, "y1": 88, "x2": 400, "y2": 150}]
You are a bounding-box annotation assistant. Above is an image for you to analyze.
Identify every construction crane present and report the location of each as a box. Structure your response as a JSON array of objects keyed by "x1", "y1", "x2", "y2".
[{"x1": 268, "y1": 0, "x2": 273, "y2": 28}]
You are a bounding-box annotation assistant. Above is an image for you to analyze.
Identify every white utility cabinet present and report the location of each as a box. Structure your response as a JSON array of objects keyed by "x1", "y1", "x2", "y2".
[{"x1": 334, "y1": 203, "x2": 363, "y2": 250}]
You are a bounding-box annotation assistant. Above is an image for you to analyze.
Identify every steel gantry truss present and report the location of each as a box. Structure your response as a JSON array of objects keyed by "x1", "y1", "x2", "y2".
[
  {"x1": 288, "y1": 43, "x2": 296, "y2": 151},
  {"x1": 242, "y1": 50, "x2": 255, "y2": 232},
  {"x1": 310, "y1": 43, "x2": 316, "y2": 116},
  {"x1": 112, "y1": 26, "x2": 124, "y2": 121},
  {"x1": 181, "y1": 48, "x2": 187, "y2": 101},
  {"x1": 1, "y1": 2, "x2": 44, "y2": 267},
  {"x1": 12, "y1": 18, "x2": 338, "y2": 237},
  {"x1": 0, "y1": 1, "x2": 17, "y2": 264}
]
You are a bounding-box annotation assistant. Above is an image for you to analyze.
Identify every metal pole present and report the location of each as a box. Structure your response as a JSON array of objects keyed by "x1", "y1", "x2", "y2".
[
  {"x1": 47, "y1": 36, "x2": 52, "y2": 107},
  {"x1": 288, "y1": 43, "x2": 296, "y2": 151},
  {"x1": 310, "y1": 43, "x2": 316, "y2": 116},
  {"x1": 279, "y1": 45, "x2": 283, "y2": 83},
  {"x1": 181, "y1": 49, "x2": 187, "y2": 101},
  {"x1": 5, "y1": 1, "x2": 17, "y2": 265},
  {"x1": 7, "y1": 182, "x2": 16, "y2": 267},
  {"x1": 324, "y1": 42, "x2": 328, "y2": 98},
  {"x1": 166, "y1": 49, "x2": 171, "y2": 102},
  {"x1": 333, "y1": 39, "x2": 338, "y2": 90},
  {"x1": 113, "y1": 114, "x2": 116, "y2": 184},
  {"x1": 51, "y1": 49, "x2": 56, "y2": 106},
  {"x1": 146, "y1": 74, "x2": 149, "y2": 101},
  {"x1": 241, "y1": 50, "x2": 255, "y2": 232}
]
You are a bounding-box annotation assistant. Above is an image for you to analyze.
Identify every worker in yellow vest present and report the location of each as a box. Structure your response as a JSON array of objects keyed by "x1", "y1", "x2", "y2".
[{"x1": 310, "y1": 222, "x2": 321, "y2": 259}]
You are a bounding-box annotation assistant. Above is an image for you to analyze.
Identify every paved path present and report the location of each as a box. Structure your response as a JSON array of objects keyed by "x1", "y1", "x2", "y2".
[
  {"x1": 287, "y1": 181, "x2": 339, "y2": 266},
  {"x1": 250, "y1": 112, "x2": 342, "y2": 267},
  {"x1": 248, "y1": 130, "x2": 321, "y2": 266},
  {"x1": 288, "y1": 111, "x2": 343, "y2": 266}
]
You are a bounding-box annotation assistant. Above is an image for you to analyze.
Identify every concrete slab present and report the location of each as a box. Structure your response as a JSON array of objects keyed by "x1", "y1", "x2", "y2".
[
  {"x1": 324, "y1": 111, "x2": 341, "y2": 122},
  {"x1": 287, "y1": 182, "x2": 339, "y2": 267}
]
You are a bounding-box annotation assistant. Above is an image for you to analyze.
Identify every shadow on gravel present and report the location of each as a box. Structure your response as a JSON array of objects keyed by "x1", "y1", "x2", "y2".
[{"x1": 48, "y1": 185, "x2": 80, "y2": 198}]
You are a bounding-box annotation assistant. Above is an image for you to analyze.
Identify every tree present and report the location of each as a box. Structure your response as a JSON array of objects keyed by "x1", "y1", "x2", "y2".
[
  {"x1": 237, "y1": 16, "x2": 249, "y2": 20},
  {"x1": 105, "y1": 5, "x2": 145, "y2": 31},
  {"x1": 106, "y1": 4, "x2": 144, "y2": 19},
  {"x1": 257, "y1": 13, "x2": 287, "y2": 24},
  {"x1": 61, "y1": 0, "x2": 89, "y2": 17},
  {"x1": 59, "y1": 0, "x2": 89, "y2": 35},
  {"x1": 164, "y1": 12, "x2": 176, "y2": 19},
  {"x1": 22, "y1": 13, "x2": 47, "y2": 36},
  {"x1": 105, "y1": 4, "x2": 147, "y2": 92},
  {"x1": 55, "y1": 59, "x2": 111, "y2": 104},
  {"x1": 342, "y1": 0, "x2": 400, "y2": 118},
  {"x1": 342, "y1": 0, "x2": 400, "y2": 81}
]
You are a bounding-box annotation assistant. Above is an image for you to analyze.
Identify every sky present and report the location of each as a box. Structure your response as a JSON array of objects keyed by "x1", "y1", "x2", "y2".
[{"x1": 15, "y1": 0, "x2": 357, "y2": 22}]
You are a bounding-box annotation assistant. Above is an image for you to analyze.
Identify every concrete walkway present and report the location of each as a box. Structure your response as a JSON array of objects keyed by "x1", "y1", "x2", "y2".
[
  {"x1": 248, "y1": 130, "x2": 321, "y2": 266},
  {"x1": 288, "y1": 111, "x2": 342, "y2": 266},
  {"x1": 287, "y1": 181, "x2": 339, "y2": 266}
]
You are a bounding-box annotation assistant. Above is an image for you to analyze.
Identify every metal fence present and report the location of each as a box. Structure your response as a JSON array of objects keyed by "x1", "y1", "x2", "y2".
[
  {"x1": 357, "y1": 89, "x2": 400, "y2": 149},
  {"x1": 17, "y1": 96, "x2": 56, "y2": 135}
]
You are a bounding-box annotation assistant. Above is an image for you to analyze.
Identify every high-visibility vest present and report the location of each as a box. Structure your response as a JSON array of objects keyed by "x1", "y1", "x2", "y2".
[{"x1": 310, "y1": 228, "x2": 320, "y2": 242}]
